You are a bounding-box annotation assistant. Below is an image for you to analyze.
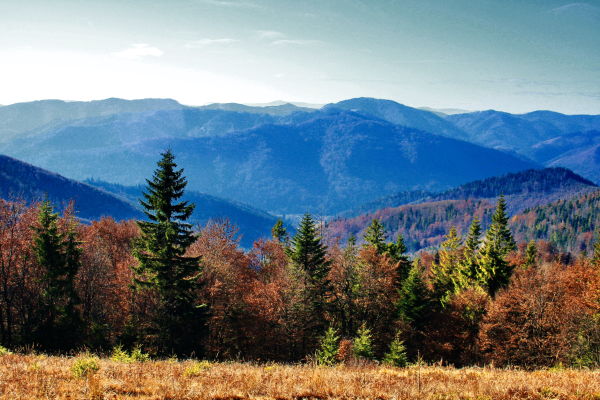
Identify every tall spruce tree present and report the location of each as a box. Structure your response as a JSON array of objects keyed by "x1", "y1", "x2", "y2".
[
  {"x1": 363, "y1": 219, "x2": 387, "y2": 253},
  {"x1": 479, "y1": 195, "x2": 516, "y2": 296},
  {"x1": 387, "y1": 234, "x2": 412, "y2": 285},
  {"x1": 287, "y1": 213, "x2": 332, "y2": 355},
  {"x1": 431, "y1": 227, "x2": 464, "y2": 306},
  {"x1": 133, "y1": 150, "x2": 203, "y2": 356},
  {"x1": 463, "y1": 217, "x2": 482, "y2": 281},
  {"x1": 271, "y1": 219, "x2": 289, "y2": 244},
  {"x1": 32, "y1": 200, "x2": 82, "y2": 351},
  {"x1": 524, "y1": 240, "x2": 538, "y2": 268},
  {"x1": 397, "y1": 261, "x2": 431, "y2": 330}
]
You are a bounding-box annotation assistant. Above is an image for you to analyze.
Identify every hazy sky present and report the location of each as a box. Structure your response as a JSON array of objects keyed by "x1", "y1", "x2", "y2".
[{"x1": 0, "y1": 0, "x2": 598, "y2": 113}]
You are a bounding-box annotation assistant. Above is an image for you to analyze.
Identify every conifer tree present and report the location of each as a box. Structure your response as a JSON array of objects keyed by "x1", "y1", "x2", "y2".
[
  {"x1": 287, "y1": 214, "x2": 331, "y2": 289},
  {"x1": 397, "y1": 261, "x2": 431, "y2": 329},
  {"x1": 287, "y1": 213, "x2": 332, "y2": 354},
  {"x1": 463, "y1": 217, "x2": 482, "y2": 280},
  {"x1": 353, "y1": 324, "x2": 374, "y2": 360},
  {"x1": 432, "y1": 227, "x2": 465, "y2": 306},
  {"x1": 383, "y1": 331, "x2": 408, "y2": 367},
  {"x1": 315, "y1": 326, "x2": 339, "y2": 366},
  {"x1": 479, "y1": 195, "x2": 516, "y2": 296},
  {"x1": 271, "y1": 219, "x2": 289, "y2": 244},
  {"x1": 592, "y1": 232, "x2": 600, "y2": 267},
  {"x1": 363, "y1": 219, "x2": 387, "y2": 253},
  {"x1": 32, "y1": 201, "x2": 82, "y2": 350},
  {"x1": 524, "y1": 240, "x2": 538, "y2": 268},
  {"x1": 133, "y1": 150, "x2": 203, "y2": 356},
  {"x1": 387, "y1": 233, "x2": 412, "y2": 285}
]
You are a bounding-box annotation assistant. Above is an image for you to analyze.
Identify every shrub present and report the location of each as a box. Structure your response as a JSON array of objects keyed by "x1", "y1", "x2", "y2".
[
  {"x1": 71, "y1": 355, "x2": 100, "y2": 378},
  {"x1": 316, "y1": 326, "x2": 339, "y2": 366},
  {"x1": 383, "y1": 332, "x2": 408, "y2": 367},
  {"x1": 353, "y1": 324, "x2": 374, "y2": 360},
  {"x1": 0, "y1": 346, "x2": 12, "y2": 356},
  {"x1": 110, "y1": 345, "x2": 150, "y2": 363},
  {"x1": 185, "y1": 361, "x2": 212, "y2": 377}
]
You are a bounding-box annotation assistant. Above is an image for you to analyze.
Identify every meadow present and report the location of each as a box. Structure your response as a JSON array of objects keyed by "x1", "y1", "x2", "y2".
[{"x1": 1, "y1": 353, "x2": 599, "y2": 400}]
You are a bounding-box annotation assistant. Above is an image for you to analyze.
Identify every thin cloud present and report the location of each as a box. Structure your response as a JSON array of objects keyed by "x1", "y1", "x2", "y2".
[
  {"x1": 184, "y1": 38, "x2": 239, "y2": 48},
  {"x1": 270, "y1": 39, "x2": 324, "y2": 46},
  {"x1": 256, "y1": 30, "x2": 285, "y2": 39},
  {"x1": 195, "y1": 0, "x2": 260, "y2": 8},
  {"x1": 112, "y1": 44, "x2": 163, "y2": 60},
  {"x1": 548, "y1": 2, "x2": 600, "y2": 17}
]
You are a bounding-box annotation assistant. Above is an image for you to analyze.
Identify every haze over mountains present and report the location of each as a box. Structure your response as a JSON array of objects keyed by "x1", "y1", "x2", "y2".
[{"x1": 0, "y1": 96, "x2": 599, "y2": 246}]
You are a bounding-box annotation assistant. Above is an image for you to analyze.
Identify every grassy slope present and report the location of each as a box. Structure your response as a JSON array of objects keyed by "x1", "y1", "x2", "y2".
[{"x1": 1, "y1": 354, "x2": 599, "y2": 399}]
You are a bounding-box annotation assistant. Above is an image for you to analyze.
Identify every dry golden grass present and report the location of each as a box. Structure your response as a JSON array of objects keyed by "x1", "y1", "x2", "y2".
[{"x1": 1, "y1": 354, "x2": 599, "y2": 399}]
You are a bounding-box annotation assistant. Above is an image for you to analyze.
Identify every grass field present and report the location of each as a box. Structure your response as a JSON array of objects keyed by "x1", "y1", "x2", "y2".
[{"x1": 1, "y1": 354, "x2": 599, "y2": 399}]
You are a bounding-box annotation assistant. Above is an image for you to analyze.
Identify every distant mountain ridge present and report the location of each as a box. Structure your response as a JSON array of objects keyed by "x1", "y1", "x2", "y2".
[
  {"x1": 328, "y1": 168, "x2": 598, "y2": 251},
  {"x1": 0, "y1": 154, "x2": 279, "y2": 246}
]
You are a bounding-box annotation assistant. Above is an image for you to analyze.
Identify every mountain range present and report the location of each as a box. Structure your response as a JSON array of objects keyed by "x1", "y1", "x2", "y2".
[
  {"x1": 0, "y1": 154, "x2": 278, "y2": 247},
  {"x1": 326, "y1": 168, "x2": 599, "y2": 252}
]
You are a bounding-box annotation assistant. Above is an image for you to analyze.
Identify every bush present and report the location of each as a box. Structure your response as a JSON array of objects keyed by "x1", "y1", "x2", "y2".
[
  {"x1": 110, "y1": 345, "x2": 150, "y2": 363},
  {"x1": 71, "y1": 355, "x2": 100, "y2": 378},
  {"x1": 0, "y1": 346, "x2": 12, "y2": 356},
  {"x1": 383, "y1": 332, "x2": 408, "y2": 367},
  {"x1": 353, "y1": 324, "x2": 374, "y2": 360},
  {"x1": 316, "y1": 326, "x2": 339, "y2": 366},
  {"x1": 184, "y1": 360, "x2": 212, "y2": 377}
]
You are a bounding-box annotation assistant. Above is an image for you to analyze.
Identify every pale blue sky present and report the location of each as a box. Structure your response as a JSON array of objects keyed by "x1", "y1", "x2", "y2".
[{"x1": 0, "y1": 0, "x2": 598, "y2": 113}]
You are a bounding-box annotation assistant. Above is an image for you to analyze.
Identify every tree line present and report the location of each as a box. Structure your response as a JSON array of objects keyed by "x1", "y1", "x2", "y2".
[{"x1": 0, "y1": 151, "x2": 599, "y2": 367}]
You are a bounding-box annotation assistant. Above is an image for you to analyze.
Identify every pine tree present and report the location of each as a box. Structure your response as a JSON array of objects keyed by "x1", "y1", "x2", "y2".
[
  {"x1": 383, "y1": 331, "x2": 408, "y2": 367},
  {"x1": 363, "y1": 219, "x2": 387, "y2": 253},
  {"x1": 32, "y1": 200, "x2": 82, "y2": 350},
  {"x1": 315, "y1": 326, "x2": 339, "y2": 366},
  {"x1": 479, "y1": 195, "x2": 516, "y2": 296},
  {"x1": 352, "y1": 324, "x2": 374, "y2": 360},
  {"x1": 287, "y1": 213, "x2": 332, "y2": 355},
  {"x1": 463, "y1": 217, "x2": 482, "y2": 280},
  {"x1": 271, "y1": 219, "x2": 289, "y2": 244},
  {"x1": 431, "y1": 227, "x2": 464, "y2": 306},
  {"x1": 133, "y1": 150, "x2": 203, "y2": 356},
  {"x1": 524, "y1": 240, "x2": 538, "y2": 268},
  {"x1": 287, "y1": 214, "x2": 331, "y2": 289},
  {"x1": 387, "y1": 233, "x2": 411, "y2": 285},
  {"x1": 397, "y1": 261, "x2": 431, "y2": 329}
]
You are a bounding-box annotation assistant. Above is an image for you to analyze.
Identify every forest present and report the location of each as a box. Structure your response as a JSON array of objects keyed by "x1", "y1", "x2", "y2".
[{"x1": 0, "y1": 151, "x2": 599, "y2": 369}]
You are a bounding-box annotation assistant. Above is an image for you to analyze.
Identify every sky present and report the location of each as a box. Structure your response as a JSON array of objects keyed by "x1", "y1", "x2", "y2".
[{"x1": 0, "y1": 0, "x2": 598, "y2": 114}]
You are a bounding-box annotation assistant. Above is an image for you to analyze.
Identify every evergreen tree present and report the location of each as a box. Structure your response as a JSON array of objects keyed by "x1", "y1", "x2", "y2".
[
  {"x1": 32, "y1": 201, "x2": 82, "y2": 350},
  {"x1": 383, "y1": 331, "x2": 408, "y2": 367},
  {"x1": 387, "y1": 233, "x2": 412, "y2": 285},
  {"x1": 133, "y1": 150, "x2": 203, "y2": 356},
  {"x1": 524, "y1": 240, "x2": 538, "y2": 268},
  {"x1": 431, "y1": 227, "x2": 465, "y2": 306},
  {"x1": 287, "y1": 213, "x2": 332, "y2": 355},
  {"x1": 315, "y1": 326, "x2": 339, "y2": 366},
  {"x1": 479, "y1": 195, "x2": 516, "y2": 296},
  {"x1": 463, "y1": 217, "x2": 482, "y2": 280},
  {"x1": 397, "y1": 262, "x2": 431, "y2": 329},
  {"x1": 363, "y1": 219, "x2": 387, "y2": 253},
  {"x1": 271, "y1": 219, "x2": 289, "y2": 244},
  {"x1": 287, "y1": 214, "x2": 331, "y2": 289},
  {"x1": 352, "y1": 324, "x2": 374, "y2": 360}
]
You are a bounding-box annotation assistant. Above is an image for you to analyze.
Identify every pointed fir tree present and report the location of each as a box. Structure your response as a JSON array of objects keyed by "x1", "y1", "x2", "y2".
[
  {"x1": 431, "y1": 227, "x2": 465, "y2": 306},
  {"x1": 32, "y1": 200, "x2": 82, "y2": 350},
  {"x1": 383, "y1": 331, "x2": 408, "y2": 367},
  {"x1": 133, "y1": 150, "x2": 203, "y2": 356},
  {"x1": 287, "y1": 213, "x2": 331, "y2": 289},
  {"x1": 315, "y1": 326, "x2": 339, "y2": 366},
  {"x1": 387, "y1": 233, "x2": 412, "y2": 286},
  {"x1": 397, "y1": 261, "x2": 431, "y2": 330},
  {"x1": 363, "y1": 219, "x2": 387, "y2": 254},
  {"x1": 478, "y1": 195, "x2": 516, "y2": 296},
  {"x1": 463, "y1": 217, "x2": 482, "y2": 281},
  {"x1": 352, "y1": 323, "x2": 374, "y2": 360},
  {"x1": 271, "y1": 219, "x2": 289, "y2": 244},
  {"x1": 287, "y1": 213, "x2": 332, "y2": 353},
  {"x1": 524, "y1": 240, "x2": 538, "y2": 268}
]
